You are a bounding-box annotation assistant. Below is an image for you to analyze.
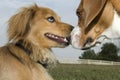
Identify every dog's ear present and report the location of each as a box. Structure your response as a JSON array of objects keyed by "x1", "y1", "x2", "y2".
[
  {"x1": 8, "y1": 5, "x2": 38, "y2": 42},
  {"x1": 84, "y1": 0, "x2": 107, "y2": 28}
]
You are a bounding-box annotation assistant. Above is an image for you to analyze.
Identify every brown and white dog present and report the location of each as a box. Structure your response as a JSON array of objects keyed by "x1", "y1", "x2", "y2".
[
  {"x1": 71, "y1": 0, "x2": 120, "y2": 50},
  {"x1": 0, "y1": 4, "x2": 73, "y2": 80}
]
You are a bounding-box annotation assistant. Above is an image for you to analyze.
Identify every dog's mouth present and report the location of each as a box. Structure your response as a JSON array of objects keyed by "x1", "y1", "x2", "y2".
[
  {"x1": 81, "y1": 35, "x2": 110, "y2": 50},
  {"x1": 45, "y1": 33, "x2": 70, "y2": 45}
]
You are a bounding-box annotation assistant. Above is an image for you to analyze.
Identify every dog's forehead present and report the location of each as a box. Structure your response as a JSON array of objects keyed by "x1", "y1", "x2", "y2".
[
  {"x1": 82, "y1": 0, "x2": 97, "y2": 11},
  {"x1": 37, "y1": 7, "x2": 59, "y2": 19},
  {"x1": 77, "y1": 0, "x2": 107, "y2": 28},
  {"x1": 39, "y1": 7, "x2": 56, "y2": 15}
]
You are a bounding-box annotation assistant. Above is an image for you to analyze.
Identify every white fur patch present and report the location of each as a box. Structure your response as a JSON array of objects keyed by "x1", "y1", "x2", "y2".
[
  {"x1": 101, "y1": 10, "x2": 120, "y2": 39},
  {"x1": 71, "y1": 26, "x2": 81, "y2": 49}
]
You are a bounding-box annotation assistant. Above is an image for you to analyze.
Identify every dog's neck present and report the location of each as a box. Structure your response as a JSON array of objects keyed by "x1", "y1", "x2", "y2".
[
  {"x1": 15, "y1": 39, "x2": 57, "y2": 67},
  {"x1": 15, "y1": 41, "x2": 31, "y2": 55}
]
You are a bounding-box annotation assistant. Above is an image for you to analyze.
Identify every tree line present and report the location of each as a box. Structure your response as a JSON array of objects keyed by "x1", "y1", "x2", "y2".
[{"x1": 79, "y1": 43, "x2": 120, "y2": 62}]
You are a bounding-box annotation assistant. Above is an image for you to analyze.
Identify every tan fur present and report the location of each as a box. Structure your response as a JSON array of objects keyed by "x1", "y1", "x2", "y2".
[
  {"x1": 0, "y1": 4, "x2": 73, "y2": 80},
  {"x1": 76, "y1": 0, "x2": 120, "y2": 48},
  {"x1": 110, "y1": 0, "x2": 120, "y2": 15}
]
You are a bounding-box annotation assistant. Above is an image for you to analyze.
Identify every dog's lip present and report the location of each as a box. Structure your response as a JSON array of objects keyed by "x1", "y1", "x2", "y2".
[
  {"x1": 81, "y1": 41, "x2": 101, "y2": 50},
  {"x1": 44, "y1": 33, "x2": 70, "y2": 45}
]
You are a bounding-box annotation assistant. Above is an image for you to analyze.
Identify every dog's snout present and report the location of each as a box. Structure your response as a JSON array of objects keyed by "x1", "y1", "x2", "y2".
[
  {"x1": 83, "y1": 37, "x2": 93, "y2": 47},
  {"x1": 87, "y1": 37, "x2": 93, "y2": 43}
]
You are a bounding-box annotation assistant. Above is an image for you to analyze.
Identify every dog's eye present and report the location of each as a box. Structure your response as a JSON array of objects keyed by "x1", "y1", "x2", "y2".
[
  {"x1": 47, "y1": 16, "x2": 55, "y2": 23},
  {"x1": 77, "y1": 11, "x2": 82, "y2": 19}
]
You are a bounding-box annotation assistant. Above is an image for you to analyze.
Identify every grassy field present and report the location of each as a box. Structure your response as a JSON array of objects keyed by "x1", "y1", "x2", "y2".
[{"x1": 49, "y1": 64, "x2": 120, "y2": 80}]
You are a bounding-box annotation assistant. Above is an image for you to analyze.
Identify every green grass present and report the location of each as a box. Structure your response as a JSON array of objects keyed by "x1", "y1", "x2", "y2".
[{"x1": 49, "y1": 64, "x2": 120, "y2": 80}]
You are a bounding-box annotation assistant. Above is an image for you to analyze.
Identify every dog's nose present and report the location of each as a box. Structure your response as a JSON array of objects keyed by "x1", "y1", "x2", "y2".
[{"x1": 83, "y1": 37, "x2": 93, "y2": 47}]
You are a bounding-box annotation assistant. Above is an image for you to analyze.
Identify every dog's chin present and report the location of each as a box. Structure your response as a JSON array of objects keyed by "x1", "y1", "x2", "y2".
[{"x1": 44, "y1": 33, "x2": 70, "y2": 47}]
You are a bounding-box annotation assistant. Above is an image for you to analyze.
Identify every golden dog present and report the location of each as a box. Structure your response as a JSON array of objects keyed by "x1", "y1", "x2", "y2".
[{"x1": 0, "y1": 4, "x2": 73, "y2": 80}]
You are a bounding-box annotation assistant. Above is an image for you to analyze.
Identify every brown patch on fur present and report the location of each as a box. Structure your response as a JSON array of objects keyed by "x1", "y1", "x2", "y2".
[
  {"x1": 0, "y1": 4, "x2": 73, "y2": 80},
  {"x1": 110, "y1": 0, "x2": 120, "y2": 15},
  {"x1": 77, "y1": 0, "x2": 114, "y2": 47}
]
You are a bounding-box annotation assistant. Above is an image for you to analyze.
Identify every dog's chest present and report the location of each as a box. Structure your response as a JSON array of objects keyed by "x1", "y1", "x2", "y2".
[{"x1": 31, "y1": 64, "x2": 53, "y2": 80}]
